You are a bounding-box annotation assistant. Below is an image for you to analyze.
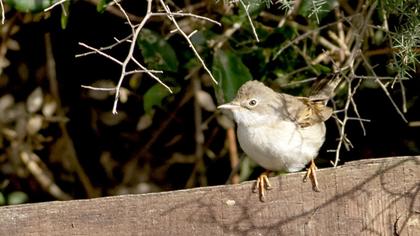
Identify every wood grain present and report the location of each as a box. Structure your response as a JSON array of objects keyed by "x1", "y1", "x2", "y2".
[{"x1": 0, "y1": 156, "x2": 419, "y2": 236}]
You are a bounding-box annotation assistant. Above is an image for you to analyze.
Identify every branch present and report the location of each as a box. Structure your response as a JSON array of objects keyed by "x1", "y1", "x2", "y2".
[
  {"x1": 239, "y1": 0, "x2": 259, "y2": 42},
  {"x1": 158, "y1": 0, "x2": 218, "y2": 85},
  {"x1": 360, "y1": 54, "x2": 408, "y2": 123},
  {"x1": 0, "y1": 0, "x2": 4, "y2": 24},
  {"x1": 151, "y1": 12, "x2": 221, "y2": 26},
  {"x1": 78, "y1": 0, "x2": 221, "y2": 114},
  {"x1": 81, "y1": 85, "x2": 116, "y2": 91},
  {"x1": 273, "y1": 15, "x2": 360, "y2": 59},
  {"x1": 78, "y1": 42, "x2": 123, "y2": 65},
  {"x1": 44, "y1": 0, "x2": 68, "y2": 12}
]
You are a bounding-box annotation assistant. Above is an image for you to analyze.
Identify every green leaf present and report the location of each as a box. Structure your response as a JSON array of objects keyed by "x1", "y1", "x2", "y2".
[
  {"x1": 239, "y1": 157, "x2": 253, "y2": 182},
  {"x1": 137, "y1": 29, "x2": 179, "y2": 72},
  {"x1": 6, "y1": 0, "x2": 56, "y2": 12},
  {"x1": 61, "y1": 1, "x2": 71, "y2": 29},
  {"x1": 212, "y1": 49, "x2": 252, "y2": 102},
  {"x1": 143, "y1": 83, "x2": 172, "y2": 115},
  {"x1": 0, "y1": 192, "x2": 5, "y2": 205},
  {"x1": 7, "y1": 191, "x2": 28, "y2": 205},
  {"x1": 97, "y1": 0, "x2": 112, "y2": 13}
]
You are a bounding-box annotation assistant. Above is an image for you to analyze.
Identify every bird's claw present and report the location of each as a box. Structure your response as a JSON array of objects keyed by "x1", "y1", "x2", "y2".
[
  {"x1": 304, "y1": 159, "x2": 320, "y2": 192},
  {"x1": 254, "y1": 172, "x2": 272, "y2": 201}
]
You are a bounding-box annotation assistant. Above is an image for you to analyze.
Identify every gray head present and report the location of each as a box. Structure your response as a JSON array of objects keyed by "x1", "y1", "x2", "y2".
[{"x1": 218, "y1": 80, "x2": 286, "y2": 126}]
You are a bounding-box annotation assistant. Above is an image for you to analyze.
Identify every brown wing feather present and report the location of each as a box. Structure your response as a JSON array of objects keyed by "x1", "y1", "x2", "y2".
[
  {"x1": 296, "y1": 98, "x2": 332, "y2": 127},
  {"x1": 282, "y1": 94, "x2": 332, "y2": 128}
]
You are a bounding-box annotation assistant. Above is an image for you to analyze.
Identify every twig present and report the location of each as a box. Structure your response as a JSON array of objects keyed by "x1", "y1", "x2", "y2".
[
  {"x1": 331, "y1": 2, "x2": 377, "y2": 166},
  {"x1": 381, "y1": 4, "x2": 409, "y2": 114},
  {"x1": 360, "y1": 54, "x2": 408, "y2": 123},
  {"x1": 44, "y1": 0, "x2": 68, "y2": 12},
  {"x1": 125, "y1": 69, "x2": 163, "y2": 75},
  {"x1": 75, "y1": 34, "x2": 133, "y2": 58},
  {"x1": 151, "y1": 12, "x2": 221, "y2": 26},
  {"x1": 78, "y1": 0, "x2": 220, "y2": 113},
  {"x1": 399, "y1": 79, "x2": 407, "y2": 113},
  {"x1": 273, "y1": 14, "x2": 359, "y2": 59},
  {"x1": 283, "y1": 76, "x2": 317, "y2": 87},
  {"x1": 0, "y1": 0, "x2": 4, "y2": 24},
  {"x1": 81, "y1": 85, "x2": 116, "y2": 91},
  {"x1": 109, "y1": 0, "x2": 159, "y2": 114},
  {"x1": 349, "y1": 78, "x2": 366, "y2": 136},
  {"x1": 346, "y1": 117, "x2": 370, "y2": 122},
  {"x1": 353, "y1": 75, "x2": 407, "y2": 80},
  {"x1": 333, "y1": 78, "x2": 353, "y2": 167},
  {"x1": 86, "y1": 0, "x2": 142, "y2": 23},
  {"x1": 78, "y1": 42, "x2": 123, "y2": 65},
  {"x1": 158, "y1": 0, "x2": 218, "y2": 85},
  {"x1": 130, "y1": 57, "x2": 170, "y2": 92},
  {"x1": 239, "y1": 0, "x2": 259, "y2": 42}
]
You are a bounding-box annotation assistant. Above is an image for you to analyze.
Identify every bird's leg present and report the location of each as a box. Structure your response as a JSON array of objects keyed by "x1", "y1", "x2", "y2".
[
  {"x1": 253, "y1": 171, "x2": 273, "y2": 201},
  {"x1": 303, "y1": 159, "x2": 320, "y2": 192}
]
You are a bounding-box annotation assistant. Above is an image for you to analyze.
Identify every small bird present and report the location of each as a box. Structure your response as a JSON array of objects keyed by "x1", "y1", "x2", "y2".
[{"x1": 218, "y1": 80, "x2": 333, "y2": 201}]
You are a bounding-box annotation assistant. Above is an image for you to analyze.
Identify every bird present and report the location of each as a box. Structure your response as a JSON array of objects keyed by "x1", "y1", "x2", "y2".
[{"x1": 218, "y1": 80, "x2": 333, "y2": 201}]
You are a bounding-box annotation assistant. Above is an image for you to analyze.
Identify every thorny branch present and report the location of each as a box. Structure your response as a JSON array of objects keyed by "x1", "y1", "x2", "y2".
[
  {"x1": 327, "y1": 3, "x2": 375, "y2": 166},
  {"x1": 77, "y1": 0, "x2": 220, "y2": 114},
  {"x1": 280, "y1": 1, "x2": 409, "y2": 166}
]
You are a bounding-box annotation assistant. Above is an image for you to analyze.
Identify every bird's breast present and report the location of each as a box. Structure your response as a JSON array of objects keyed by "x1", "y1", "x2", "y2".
[{"x1": 237, "y1": 121, "x2": 326, "y2": 172}]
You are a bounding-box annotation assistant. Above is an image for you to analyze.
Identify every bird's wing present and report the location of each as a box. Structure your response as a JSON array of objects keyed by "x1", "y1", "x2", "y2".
[
  {"x1": 296, "y1": 97, "x2": 333, "y2": 127},
  {"x1": 282, "y1": 94, "x2": 332, "y2": 128},
  {"x1": 308, "y1": 73, "x2": 342, "y2": 103}
]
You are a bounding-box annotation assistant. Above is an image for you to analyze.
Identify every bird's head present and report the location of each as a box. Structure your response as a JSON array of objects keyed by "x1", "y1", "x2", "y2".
[{"x1": 218, "y1": 81, "x2": 284, "y2": 126}]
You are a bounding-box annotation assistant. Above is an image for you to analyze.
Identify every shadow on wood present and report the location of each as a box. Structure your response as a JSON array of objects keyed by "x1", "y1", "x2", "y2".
[{"x1": 0, "y1": 156, "x2": 419, "y2": 235}]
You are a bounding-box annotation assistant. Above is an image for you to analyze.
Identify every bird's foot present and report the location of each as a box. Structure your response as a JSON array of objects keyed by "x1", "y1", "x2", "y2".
[
  {"x1": 253, "y1": 171, "x2": 273, "y2": 202},
  {"x1": 303, "y1": 159, "x2": 320, "y2": 192}
]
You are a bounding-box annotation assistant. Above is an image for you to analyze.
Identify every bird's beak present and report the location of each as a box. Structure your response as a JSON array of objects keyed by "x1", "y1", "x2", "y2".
[{"x1": 217, "y1": 102, "x2": 240, "y2": 110}]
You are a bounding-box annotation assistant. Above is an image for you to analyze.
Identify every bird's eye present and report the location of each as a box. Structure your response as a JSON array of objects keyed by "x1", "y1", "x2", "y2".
[{"x1": 248, "y1": 99, "x2": 257, "y2": 106}]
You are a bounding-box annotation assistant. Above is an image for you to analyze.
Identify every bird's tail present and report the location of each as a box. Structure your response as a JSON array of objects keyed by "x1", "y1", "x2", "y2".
[{"x1": 308, "y1": 73, "x2": 343, "y2": 102}]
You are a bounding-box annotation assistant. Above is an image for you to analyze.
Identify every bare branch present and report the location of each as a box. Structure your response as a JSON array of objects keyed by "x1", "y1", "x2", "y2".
[
  {"x1": 131, "y1": 57, "x2": 172, "y2": 92},
  {"x1": 110, "y1": 0, "x2": 160, "y2": 114},
  {"x1": 125, "y1": 69, "x2": 163, "y2": 75},
  {"x1": 239, "y1": 0, "x2": 259, "y2": 42},
  {"x1": 78, "y1": 42, "x2": 123, "y2": 65},
  {"x1": 333, "y1": 78, "x2": 353, "y2": 167},
  {"x1": 114, "y1": 0, "x2": 133, "y2": 27},
  {"x1": 360, "y1": 54, "x2": 408, "y2": 123},
  {"x1": 81, "y1": 85, "x2": 116, "y2": 91},
  {"x1": 273, "y1": 14, "x2": 360, "y2": 59},
  {"x1": 75, "y1": 34, "x2": 133, "y2": 58},
  {"x1": 349, "y1": 79, "x2": 366, "y2": 136},
  {"x1": 151, "y1": 12, "x2": 221, "y2": 26},
  {"x1": 78, "y1": 0, "x2": 220, "y2": 113},
  {"x1": 353, "y1": 75, "x2": 407, "y2": 80},
  {"x1": 158, "y1": 0, "x2": 218, "y2": 85},
  {"x1": 44, "y1": 0, "x2": 68, "y2": 12},
  {"x1": 0, "y1": 0, "x2": 4, "y2": 24}
]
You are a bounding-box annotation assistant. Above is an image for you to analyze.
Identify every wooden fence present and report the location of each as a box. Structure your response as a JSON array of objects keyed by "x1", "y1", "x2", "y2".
[{"x1": 0, "y1": 156, "x2": 419, "y2": 235}]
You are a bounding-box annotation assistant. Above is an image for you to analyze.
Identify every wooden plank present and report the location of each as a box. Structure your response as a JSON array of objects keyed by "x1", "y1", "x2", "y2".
[{"x1": 0, "y1": 156, "x2": 419, "y2": 236}]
